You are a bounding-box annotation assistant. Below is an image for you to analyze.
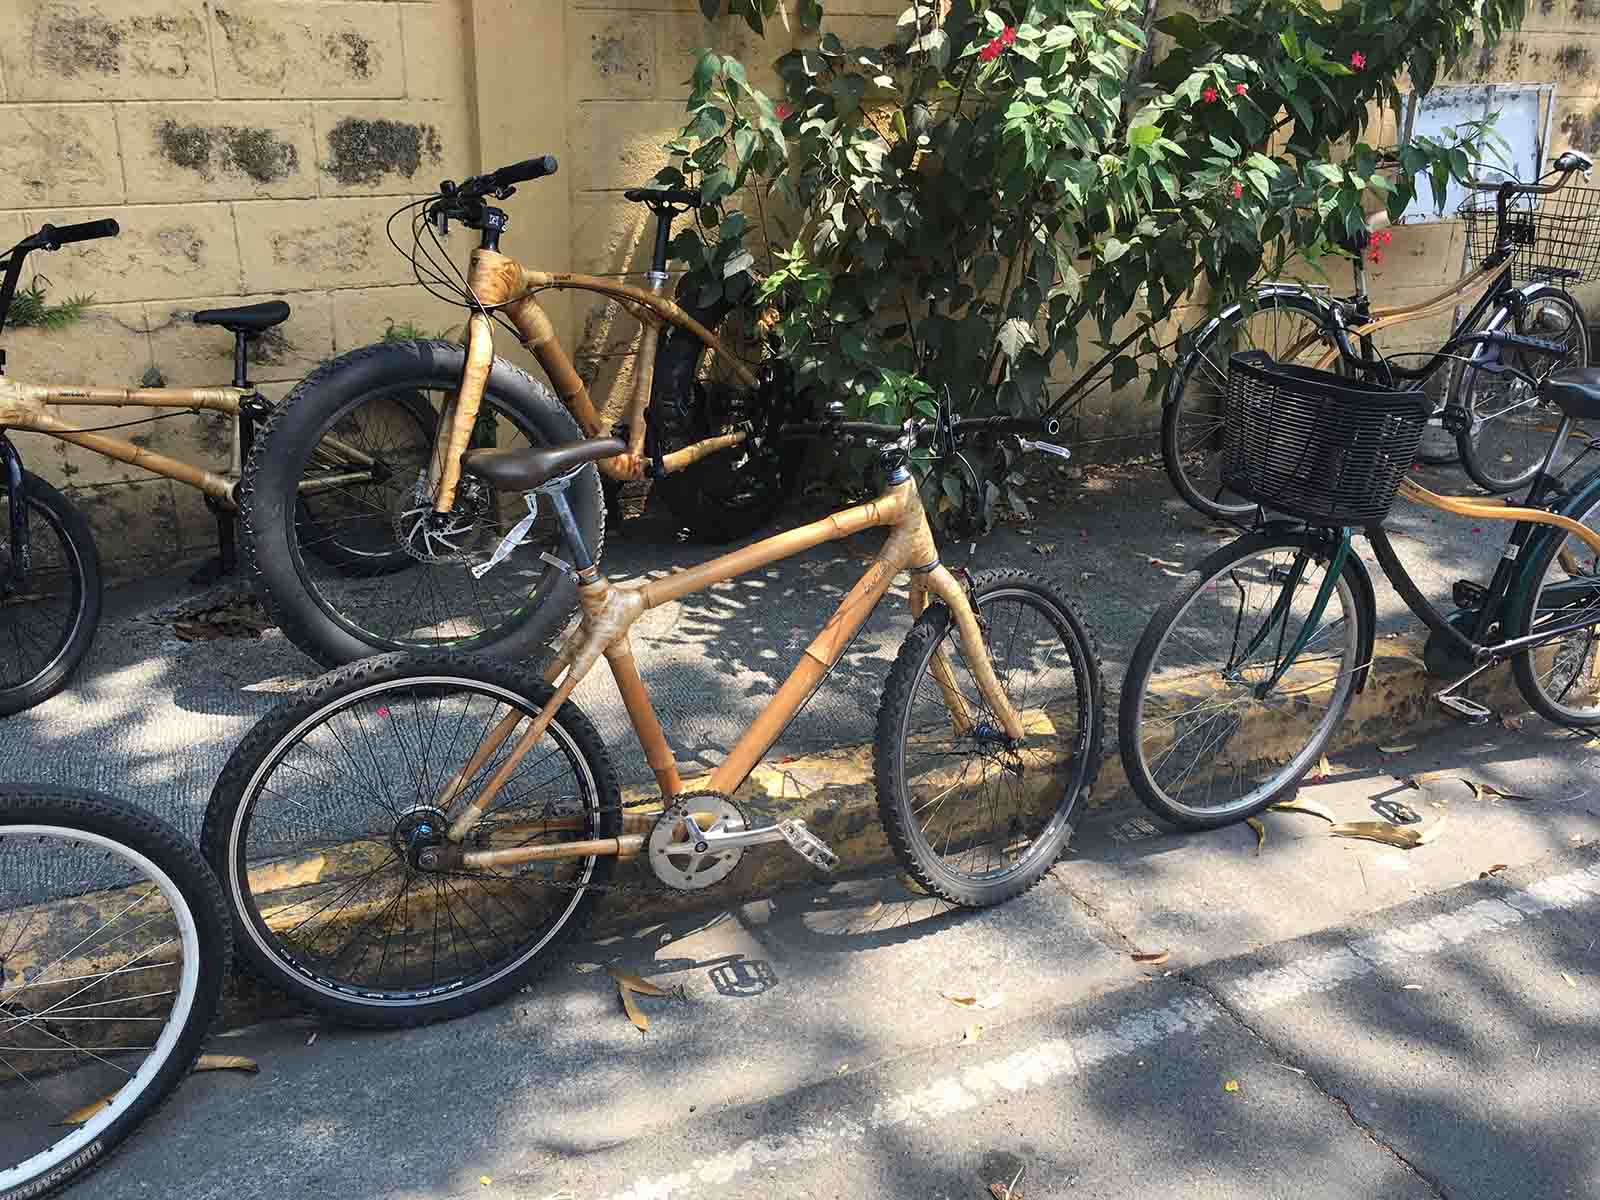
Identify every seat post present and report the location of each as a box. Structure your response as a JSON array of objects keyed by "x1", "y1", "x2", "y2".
[
  {"x1": 231, "y1": 331, "x2": 251, "y2": 389},
  {"x1": 544, "y1": 486, "x2": 595, "y2": 573},
  {"x1": 650, "y1": 209, "x2": 674, "y2": 278}
]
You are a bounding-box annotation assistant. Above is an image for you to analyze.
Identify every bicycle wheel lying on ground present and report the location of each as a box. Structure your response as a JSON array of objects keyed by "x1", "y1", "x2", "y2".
[
  {"x1": 876, "y1": 570, "x2": 1104, "y2": 906},
  {"x1": 241, "y1": 339, "x2": 604, "y2": 668},
  {"x1": 0, "y1": 786, "x2": 229, "y2": 1200},
  {"x1": 203, "y1": 652, "x2": 620, "y2": 1028},
  {"x1": 1119, "y1": 534, "x2": 1369, "y2": 830},
  {"x1": 0, "y1": 471, "x2": 100, "y2": 717}
]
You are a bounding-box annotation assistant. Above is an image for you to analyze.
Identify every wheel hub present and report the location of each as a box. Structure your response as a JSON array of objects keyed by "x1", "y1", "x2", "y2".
[
  {"x1": 393, "y1": 474, "x2": 494, "y2": 564},
  {"x1": 392, "y1": 803, "x2": 449, "y2": 869},
  {"x1": 647, "y1": 792, "x2": 749, "y2": 891}
]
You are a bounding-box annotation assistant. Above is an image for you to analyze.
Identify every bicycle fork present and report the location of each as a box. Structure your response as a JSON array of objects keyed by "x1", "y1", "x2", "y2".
[
  {"x1": 0, "y1": 434, "x2": 28, "y2": 597},
  {"x1": 1227, "y1": 532, "x2": 1350, "y2": 699}
]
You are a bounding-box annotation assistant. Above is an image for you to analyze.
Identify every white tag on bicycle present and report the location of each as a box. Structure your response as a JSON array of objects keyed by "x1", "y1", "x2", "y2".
[
  {"x1": 470, "y1": 493, "x2": 538, "y2": 579},
  {"x1": 1018, "y1": 438, "x2": 1072, "y2": 460}
]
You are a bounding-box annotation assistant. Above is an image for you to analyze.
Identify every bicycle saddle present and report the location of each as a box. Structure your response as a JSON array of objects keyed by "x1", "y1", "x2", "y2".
[
  {"x1": 1545, "y1": 368, "x2": 1600, "y2": 421},
  {"x1": 462, "y1": 436, "x2": 626, "y2": 491},
  {"x1": 623, "y1": 186, "x2": 701, "y2": 209},
  {"x1": 192, "y1": 300, "x2": 290, "y2": 334}
]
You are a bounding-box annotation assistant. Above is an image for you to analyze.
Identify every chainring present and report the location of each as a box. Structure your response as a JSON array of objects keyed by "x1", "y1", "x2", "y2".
[{"x1": 646, "y1": 791, "x2": 750, "y2": 892}]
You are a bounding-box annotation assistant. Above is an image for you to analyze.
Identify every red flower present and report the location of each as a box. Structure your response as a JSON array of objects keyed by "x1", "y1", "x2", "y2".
[
  {"x1": 776, "y1": 103, "x2": 791, "y2": 119},
  {"x1": 1235, "y1": 82, "x2": 1248, "y2": 96},
  {"x1": 1232, "y1": 181, "x2": 1243, "y2": 199},
  {"x1": 1350, "y1": 51, "x2": 1367, "y2": 69},
  {"x1": 1368, "y1": 248, "x2": 1383, "y2": 264},
  {"x1": 979, "y1": 37, "x2": 1003, "y2": 62},
  {"x1": 1202, "y1": 86, "x2": 1218, "y2": 103},
  {"x1": 1380, "y1": 229, "x2": 1393, "y2": 245},
  {"x1": 376, "y1": 706, "x2": 389, "y2": 717}
]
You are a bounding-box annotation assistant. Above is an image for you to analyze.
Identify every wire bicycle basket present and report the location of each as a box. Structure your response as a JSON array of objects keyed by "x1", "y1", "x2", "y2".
[
  {"x1": 1457, "y1": 183, "x2": 1600, "y2": 287},
  {"x1": 1221, "y1": 351, "x2": 1432, "y2": 526}
]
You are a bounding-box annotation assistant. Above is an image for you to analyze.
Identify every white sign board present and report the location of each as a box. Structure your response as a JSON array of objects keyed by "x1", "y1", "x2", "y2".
[{"x1": 1398, "y1": 84, "x2": 1551, "y2": 223}]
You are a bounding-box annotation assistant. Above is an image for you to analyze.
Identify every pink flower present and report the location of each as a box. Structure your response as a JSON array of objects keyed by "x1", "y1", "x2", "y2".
[
  {"x1": 1232, "y1": 180, "x2": 1243, "y2": 199},
  {"x1": 1351, "y1": 51, "x2": 1367, "y2": 69},
  {"x1": 1235, "y1": 82, "x2": 1248, "y2": 96},
  {"x1": 979, "y1": 37, "x2": 1003, "y2": 62},
  {"x1": 1000, "y1": 26, "x2": 1017, "y2": 46},
  {"x1": 1202, "y1": 86, "x2": 1218, "y2": 103},
  {"x1": 776, "y1": 103, "x2": 791, "y2": 119},
  {"x1": 376, "y1": 706, "x2": 389, "y2": 717}
]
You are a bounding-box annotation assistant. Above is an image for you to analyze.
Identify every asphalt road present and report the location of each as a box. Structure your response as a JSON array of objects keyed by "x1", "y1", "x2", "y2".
[
  {"x1": 0, "y1": 460, "x2": 1515, "y2": 836},
  {"x1": 96, "y1": 718, "x2": 1600, "y2": 1199}
]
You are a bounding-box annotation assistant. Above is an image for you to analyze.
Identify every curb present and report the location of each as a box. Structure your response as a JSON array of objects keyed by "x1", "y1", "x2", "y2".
[{"x1": 51, "y1": 635, "x2": 1531, "y2": 1029}]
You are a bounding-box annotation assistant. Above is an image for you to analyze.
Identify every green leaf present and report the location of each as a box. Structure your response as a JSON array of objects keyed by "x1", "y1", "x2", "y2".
[
  {"x1": 997, "y1": 317, "x2": 1036, "y2": 360},
  {"x1": 700, "y1": 0, "x2": 721, "y2": 18},
  {"x1": 1128, "y1": 122, "x2": 1160, "y2": 149},
  {"x1": 1101, "y1": 237, "x2": 1131, "y2": 264},
  {"x1": 832, "y1": 73, "x2": 866, "y2": 115},
  {"x1": 722, "y1": 250, "x2": 755, "y2": 278},
  {"x1": 1110, "y1": 355, "x2": 1138, "y2": 391}
]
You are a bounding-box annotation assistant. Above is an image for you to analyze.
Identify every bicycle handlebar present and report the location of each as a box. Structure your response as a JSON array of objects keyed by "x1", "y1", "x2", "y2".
[
  {"x1": 36, "y1": 219, "x2": 121, "y2": 249},
  {"x1": 451, "y1": 155, "x2": 558, "y2": 201},
  {"x1": 1467, "y1": 153, "x2": 1589, "y2": 196}
]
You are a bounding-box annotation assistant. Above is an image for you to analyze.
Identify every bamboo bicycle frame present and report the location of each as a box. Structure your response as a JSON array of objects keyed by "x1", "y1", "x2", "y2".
[
  {"x1": 433, "y1": 474, "x2": 1024, "y2": 870},
  {"x1": 429, "y1": 248, "x2": 761, "y2": 513},
  {"x1": 0, "y1": 376, "x2": 380, "y2": 506}
]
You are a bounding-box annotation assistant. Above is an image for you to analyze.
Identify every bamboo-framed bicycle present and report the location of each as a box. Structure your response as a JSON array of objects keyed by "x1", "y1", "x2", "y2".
[
  {"x1": 1163, "y1": 150, "x2": 1598, "y2": 520},
  {"x1": 204, "y1": 405, "x2": 1103, "y2": 1027},
  {"x1": 1119, "y1": 341, "x2": 1600, "y2": 830},
  {"x1": 0, "y1": 219, "x2": 394, "y2": 715},
  {"x1": 242, "y1": 155, "x2": 811, "y2": 669}
]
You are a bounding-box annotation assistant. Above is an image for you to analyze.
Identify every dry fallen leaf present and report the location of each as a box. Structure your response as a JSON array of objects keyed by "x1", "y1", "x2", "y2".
[
  {"x1": 1308, "y1": 754, "x2": 1334, "y2": 781},
  {"x1": 990, "y1": 1184, "x2": 1026, "y2": 1200},
  {"x1": 1563, "y1": 972, "x2": 1578, "y2": 988},
  {"x1": 959, "y1": 1024, "x2": 984, "y2": 1046},
  {"x1": 1480, "y1": 863, "x2": 1509, "y2": 879},
  {"x1": 1269, "y1": 797, "x2": 1337, "y2": 823},
  {"x1": 1246, "y1": 816, "x2": 1266, "y2": 855},
  {"x1": 1131, "y1": 949, "x2": 1171, "y2": 966},
  {"x1": 898, "y1": 872, "x2": 930, "y2": 895},
  {"x1": 1402, "y1": 984, "x2": 1423, "y2": 991},
  {"x1": 1148, "y1": 556, "x2": 1184, "y2": 570},
  {"x1": 1500, "y1": 714, "x2": 1525, "y2": 731},
  {"x1": 1409, "y1": 771, "x2": 1534, "y2": 802},
  {"x1": 1223, "y1": 1079, "x2": 1240, "y2": 1093},
  {"x1": 193, "y1": 1055, "x2": 259, "y2": 1074},
  {"x1": 837, "y1": 1063, "x2": 850, "y2": 1075},
  {"x1": 1327, "y1": 812, "x2": 1447, "y2": 849},
  {"x1": 305, "y1": 1031, "x2": 318, "y2": 1047},
  {"x1": 607, "y1": 968, "x2": 670, "y2": 997},
  {"x1": 1378, "y1": 740, "x2": 1418, "y2": 754},
  {"x1": 1032, "y1": 543, "x2": 1057, "y2": 555},
  {"x1": 58, "y1": 1096, "x2": 111, "y2": 1127},
  {"x1": 479, "y1": 1177, "x2": 492, "y2": 1188},
  {"x1": 942, "y1": 991, "x2": 979, "y2": 1007},
  {"x1": 619, "y1": 985, "x2": 649, "y2": 1033}
]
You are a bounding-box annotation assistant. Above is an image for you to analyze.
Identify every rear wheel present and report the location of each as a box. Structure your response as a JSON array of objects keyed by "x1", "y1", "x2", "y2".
[
  {"x1": 1455, "y1": 287, "x2": 1588, "y2": 493},
  {"x1": 875, "y1": 570, "x2": 1104, "y2": 906},
  {"x1": 649, "y1": 282, "x2": 807, "y2": 542},
  {"x1": 202, "y1": 653, "x2": 620, "y2": 1028},
  {"x1": 0, "y1": 786, "x2": 229, "y2": 1200},
  {"x1": 1511, "y1": 481, "x2": 1600, "y2": 725},
  {"x1": 0, "y1": 471, "x2": 100, "y2": 717},
  {"x1": 241, "y1": 339, "x2": 604, "y2": 668},
  {"x1": 1119, "y1": 534, "x2": 1365, "y2": 829},
  {"x1": 1164, "y1": 293, "x2": 1341, "y2": 523}
]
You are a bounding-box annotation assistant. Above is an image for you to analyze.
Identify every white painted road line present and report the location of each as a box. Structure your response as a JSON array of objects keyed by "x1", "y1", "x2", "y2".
[{"x1": 599, "y1": 861, "x2": 1600, "y2": 1200}]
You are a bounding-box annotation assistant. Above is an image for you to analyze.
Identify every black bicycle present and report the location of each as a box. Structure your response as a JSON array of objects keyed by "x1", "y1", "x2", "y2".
[{"x1": 1165, "y1": 149, "x2": 1598, "y2": 521}]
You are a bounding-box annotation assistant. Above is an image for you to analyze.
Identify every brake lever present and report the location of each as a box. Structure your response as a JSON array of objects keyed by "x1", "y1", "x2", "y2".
[{"x1": 432, "y1": 205, "x2": 450, "y2": 237}]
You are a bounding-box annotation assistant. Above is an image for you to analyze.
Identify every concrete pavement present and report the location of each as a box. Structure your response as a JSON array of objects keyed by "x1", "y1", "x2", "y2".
[{"x1": 97, "y1": 718, "x2": 1600, "y2": 1200}]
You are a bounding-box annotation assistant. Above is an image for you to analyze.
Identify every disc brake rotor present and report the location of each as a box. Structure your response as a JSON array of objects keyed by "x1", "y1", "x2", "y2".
[
  {"x1": 393, "y1": 474, "x2": 493, "y2": 564},
  {"x1": 647, "y1": 792, "x2": 749, "y2": 891}
]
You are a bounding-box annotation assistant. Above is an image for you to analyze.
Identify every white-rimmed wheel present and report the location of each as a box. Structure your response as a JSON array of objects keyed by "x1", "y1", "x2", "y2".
[{"x1": 0, "y1": 787, "x2": 229, "y2": 1200}]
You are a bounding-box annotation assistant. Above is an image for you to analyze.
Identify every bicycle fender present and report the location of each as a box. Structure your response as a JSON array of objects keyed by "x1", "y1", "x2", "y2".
[{"x1": 1507, "y1": 464, "x2": 1600, "y2": 612}]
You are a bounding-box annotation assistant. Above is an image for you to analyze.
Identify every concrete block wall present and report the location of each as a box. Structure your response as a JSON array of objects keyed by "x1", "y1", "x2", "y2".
[{"x1": 4, "y1": 0, "x2": 1599, "y2": 564}]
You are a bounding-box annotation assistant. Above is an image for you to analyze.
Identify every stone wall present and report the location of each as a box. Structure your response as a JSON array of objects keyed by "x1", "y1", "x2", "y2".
[{"x1": 2, "y1": 0, "x2": 1597, "y2": 566}]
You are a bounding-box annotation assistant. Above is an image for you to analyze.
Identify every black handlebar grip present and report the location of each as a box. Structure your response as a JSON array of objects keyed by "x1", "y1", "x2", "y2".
[
  {"x1": 492, "y1": 155, "x2": 558, "y2": 187},
  {"x1": 44, "y1": 218, "x2": 121, "y2": 247}
]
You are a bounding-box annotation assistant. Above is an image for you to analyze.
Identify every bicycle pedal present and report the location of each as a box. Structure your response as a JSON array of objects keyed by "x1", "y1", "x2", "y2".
[
  {"x1": 778, "y1": 819, "x2": 839, "y2": 873},
  {"x1": 1436, "y1": 693, "x2": 1494, "y2": 724}
]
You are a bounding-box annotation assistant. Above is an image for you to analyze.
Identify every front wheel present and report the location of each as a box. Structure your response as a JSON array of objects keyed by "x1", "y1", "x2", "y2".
[
  {"x1": 1454, "y1": 287, "x2": 1588, "y2": 493},
  {"x1": 1119, "y1": 533, "x2": 1367, "y2": 829},
  {"x1": 202, "y1": 652, "x2": 620, "y2": 1028},
  {"x1": 0, "y1": 786, "x2": 230, "y2": 1200},
  {"x1": 240, "y1": 339, "x2": 604, "y2": 668},
  {"x1": 875, "y1": 570, "x2": 1104, "y2": 907},
  {"x1": 0, "y1": 470, "x2": 100, "y2": 716},
  {"x1": 1163, "y1": 293, "x2": 1342, "y2": 523}
]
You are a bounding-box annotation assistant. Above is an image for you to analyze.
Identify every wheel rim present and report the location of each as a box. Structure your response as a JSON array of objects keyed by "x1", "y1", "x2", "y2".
[
  {"x1": 0, "y1": 825, "x2": 201, "y2": 1189},
  {"x1": 1174, "y1": 301, "x2": 1339, "y2": 518},
  {"x1": 894, "y1": 588, "x2": 1094, "y2": 889},
  {"x1": 1523, "y1": 491, "x2": 1600, "y2": 721},
  {"x1": 1464, "y1": 297, "x2": 1587, "y2": 490},
  {"x1": 228, "y1": 676, "x2": 602, "y2": 1009},
  {"x1": 1130, "y1": 546, "x2": 1359, "y2": 821},
  {"x1": 0, "y1": 491, "x2": 84, "y2": 697},
  {"x1": 287, "y1": 385, "x2": 573, "y2": 653}
]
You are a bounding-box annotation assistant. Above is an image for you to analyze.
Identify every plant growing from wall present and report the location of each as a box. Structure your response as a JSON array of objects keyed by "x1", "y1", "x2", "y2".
[
  {"x1": 7, "y1": 278, "x2": 94, "y2": 330},
  {"x1": 657, "y1": 0, "x2": 1523, "y2": 524}
]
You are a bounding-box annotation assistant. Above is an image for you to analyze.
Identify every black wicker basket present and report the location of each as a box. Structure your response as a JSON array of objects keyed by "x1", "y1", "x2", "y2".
[
  {"x1": 1220, "y1": 351, "x2": 1432, "y2": 526},
  {"x1": 1457, "y1": 184, "x2": 1600, "y2": 286}
]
